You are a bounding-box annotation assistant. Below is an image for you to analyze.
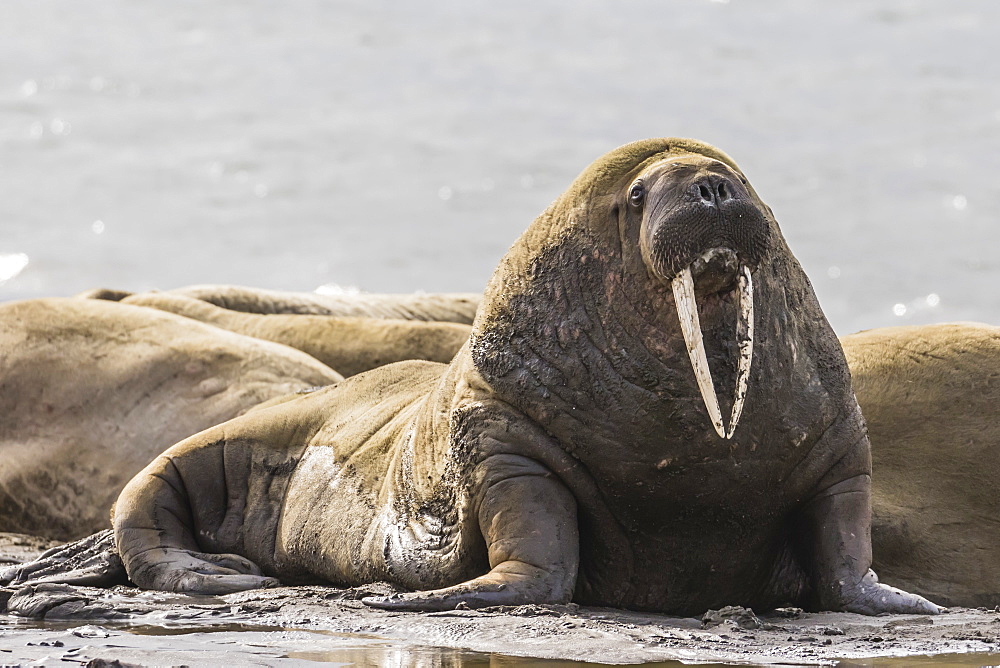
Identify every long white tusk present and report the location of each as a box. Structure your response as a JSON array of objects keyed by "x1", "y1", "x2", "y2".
[
  {"x1": 671, "y1": 267, "x2": 726, "y2": 438},
  {"x1": 726, "y1": 265, "x2": 754, "y2": 439}
]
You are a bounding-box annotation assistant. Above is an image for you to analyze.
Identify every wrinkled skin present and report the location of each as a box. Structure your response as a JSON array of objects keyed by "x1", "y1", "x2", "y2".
[
  {"x1": 82, "y1": 285, "x2": 481, "y2": 324},
  {"x1": 4, "y1": 139, "x2": 939, "y2": 616},
  {"x1": 0, "y1": 298, "x2": 342, "y2": 541},
  {"x1": 845, "y1": 322, "x2": 1000, "y2": 608}
]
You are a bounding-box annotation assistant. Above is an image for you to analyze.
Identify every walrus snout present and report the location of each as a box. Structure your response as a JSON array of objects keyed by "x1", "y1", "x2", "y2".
[
  {"x1": 627, "y1": 156, "x2": 765, "y2": 440},
  {"x1": 637, "y1": 157, "x2": 770, "y2": 284},
  {"x1": 690, "y1": 247, "x2": 740, "y2": 297}
]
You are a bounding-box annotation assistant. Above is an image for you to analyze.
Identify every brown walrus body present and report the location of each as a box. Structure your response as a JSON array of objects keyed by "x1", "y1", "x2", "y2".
[
  {"x1": 119, "y1": 292, "x2": 471, "y2": 376},
  {"x1": 82, "y1": 285, "x2": 481, "y2": 324},
  {"x1": 0, "y1": 298, "x2": 342, "y2": 540},
  {"x1": 845, "y1": 322, "x2": 1000, "y2": 608},
  {"x1": 3, "y1": 139, "x2": 938, "y2": 616}
]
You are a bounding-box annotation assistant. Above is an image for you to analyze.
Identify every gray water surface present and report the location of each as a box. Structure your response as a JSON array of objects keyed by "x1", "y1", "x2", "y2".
[
  {"x1": 7, "y1": 618, "x2": 999, "y2": 666},
  {"x1": 2, "y1": 1, "x2": 998, "y2": 334}
]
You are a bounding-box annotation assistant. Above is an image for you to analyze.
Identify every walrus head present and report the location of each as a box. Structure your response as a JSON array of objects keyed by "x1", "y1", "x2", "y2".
[
  {"x1": 472, "y1": 138, "x2": 818, "y2": 454},
  {"x1": 629, "y1": 154, "x2": 771, "y2": 439}
]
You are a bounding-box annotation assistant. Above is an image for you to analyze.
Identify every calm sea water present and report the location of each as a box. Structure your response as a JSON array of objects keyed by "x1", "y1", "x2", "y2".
[{"x1": 2, "y1": 0, "x2": 999, "y2": 335}]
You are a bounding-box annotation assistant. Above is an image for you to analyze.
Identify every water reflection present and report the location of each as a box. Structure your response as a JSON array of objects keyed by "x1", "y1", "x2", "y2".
[
  {"x1": 891, "y1": 292, "x2": 942, "y2": 319},
  {"x1": 0, "y1": 253, "x2": 29, "y2": 284},
  {"x1": 49, "y1": 118, "x2": 71, "y2": 135},
  {"x1": 283, "y1": 647, "x2": 1000, "y2": 667},
  {"x1": 284, "y1": 645, "x2": 696, "y2": 666},
  {"x1": 6, "y1": 618, "x2": 999, "y2": 667},
  {"x1": 838, "y1": 654, "x2": 1000, "y2": 667}
]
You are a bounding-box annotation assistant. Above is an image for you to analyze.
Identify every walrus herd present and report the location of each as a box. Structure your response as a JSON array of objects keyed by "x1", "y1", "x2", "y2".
[{"x1": 0, "y1": 138, "x2": 993, "y2": 615}]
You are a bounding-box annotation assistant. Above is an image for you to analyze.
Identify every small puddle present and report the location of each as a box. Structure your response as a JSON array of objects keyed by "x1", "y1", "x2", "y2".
[
  {"x1": 125, "y1": 621, "x2": 288, "y2": 635},
  {"x1": 282, "y1": 648, "x2": 1000, "y2": 667},
  {"x1": 284, "y1": 644, "x2": 723, "y2": 666},
  {"x1": 837, "y1": 655, "x2": 1000, "y2": 667}
]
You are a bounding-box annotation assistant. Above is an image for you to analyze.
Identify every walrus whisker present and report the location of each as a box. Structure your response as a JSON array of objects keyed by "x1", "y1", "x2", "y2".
[
  {"x1": 671, "y1": 267, "x2": 726, "y2": 438},
  {"x1": 726, "y1": 264, "x2": 754, "y2": 439}
]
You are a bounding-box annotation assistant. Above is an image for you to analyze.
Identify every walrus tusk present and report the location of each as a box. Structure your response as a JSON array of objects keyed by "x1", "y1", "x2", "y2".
[
  {"x1": 727, "y1": 265, "x2": 754, "y2": 439},
  {"x1": 672, "y1": 267, "x2": 726, "y2": 438},
  {"x1": 671, "y1": 264, "x2": 755, "y2": 440}
]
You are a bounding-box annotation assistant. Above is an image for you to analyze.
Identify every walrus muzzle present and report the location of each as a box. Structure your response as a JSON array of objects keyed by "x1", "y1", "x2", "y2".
[
  {"x1": 636, "y1": 157, "x2": 766, "y2": 440},
  {"x1": 671, "y1": 252, "x2": 754, "y2": 440}
]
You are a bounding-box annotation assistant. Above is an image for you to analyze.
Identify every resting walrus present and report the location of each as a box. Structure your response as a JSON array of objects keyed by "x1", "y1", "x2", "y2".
[
  {"x1": 844, "y1": 322, "x2": 1000, "y2": 608},
  {"x1": 0, "y1": 298, "x2": 342, "y2": 540},
  {"x1": 0, "y1": 294, "x2": 479, "y2": 541},
  {"x1": 117, "y1": 292, "x2": 471, "y2": 376},
  {"x1": 80, "y1": 285, "x2": 481, "y2": 324},
  {"x1": 3, "y1": 138, "x2": 938, "y2": 615}
]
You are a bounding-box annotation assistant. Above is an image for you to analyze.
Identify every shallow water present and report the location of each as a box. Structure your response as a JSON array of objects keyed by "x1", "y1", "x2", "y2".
[
  {"x1": 2, "y1": 1, "x2": 999, "y2": 334},
  {"x1": 8, "y1": 617, "x2": 1000, "y2": 666},
  {"x1": 840, "y1": 656, "x2": 1000, "y2": 667},
  {"x1": 6, "y1": 617, "x2": 1000, "y2": 666},
  {"x1": 283, "y1": 648, "x2": 1000, "y2": 667}
]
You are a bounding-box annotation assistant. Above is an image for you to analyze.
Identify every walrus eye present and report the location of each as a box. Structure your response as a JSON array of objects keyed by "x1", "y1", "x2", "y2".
[{"x1": 628, "y1": 182, "x2": 646, "y2": 207}]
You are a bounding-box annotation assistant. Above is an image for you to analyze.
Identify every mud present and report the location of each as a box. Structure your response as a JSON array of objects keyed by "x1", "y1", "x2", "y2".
[
  {"x1": 2, "y1": 536, "x2": 1000, "y2": 666},
  {"x1": 0, "y1": 533, "x2": 61, "y2": 567}
]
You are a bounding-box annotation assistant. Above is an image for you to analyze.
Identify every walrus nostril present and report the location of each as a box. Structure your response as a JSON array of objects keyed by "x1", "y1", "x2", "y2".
[
  {"x1": 717, "y1": 181, "x2": 730, "y2": 202},
  {"x1": 692, "y1": 176, "x2": 740, "y2": 207}
]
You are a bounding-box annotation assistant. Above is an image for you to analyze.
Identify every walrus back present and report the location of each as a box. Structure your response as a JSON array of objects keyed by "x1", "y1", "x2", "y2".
[
  {"x1": 0, "y1": 298, "x2": 341, "y2": 540},
  {"x1": 845, "y1": 322, "x2": 1000, "y2": 607}
]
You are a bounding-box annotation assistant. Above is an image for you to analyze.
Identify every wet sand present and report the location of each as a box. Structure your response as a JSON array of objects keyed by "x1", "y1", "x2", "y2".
[
  {"x1": 3, "y1": 583, "x2": 1000, "y2": 666},
  {"x1": 2, "y1": 535, "x2": 999, "y2": 667}
]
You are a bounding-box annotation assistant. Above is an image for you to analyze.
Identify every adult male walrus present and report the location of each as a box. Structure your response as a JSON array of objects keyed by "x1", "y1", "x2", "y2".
[{"x1": 3, "y1": 138, "x2": 939, "y2": 616}]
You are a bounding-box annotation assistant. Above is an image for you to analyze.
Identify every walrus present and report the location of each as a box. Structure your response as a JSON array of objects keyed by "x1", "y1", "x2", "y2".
[
  {"x1": 80, "y1": 285, "x2": 482, "y2": 324},
  {"x1": 2, "y1": 138, "x2": 938, "y2": 616},
  {"x1": 117, "y1": 292, "x2": 471, "y2": 376},
  {"x1": 844, "y1": 322, "x2": 1000, "y2": 608},
  {"x1": 0, "y1": 298, "x2": 342, "y2": 541}
]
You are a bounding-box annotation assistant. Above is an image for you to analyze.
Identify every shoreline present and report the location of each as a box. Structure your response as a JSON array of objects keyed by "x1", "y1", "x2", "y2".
[{"x1": 2, "y1": 580, "x2": 999, "y2": 666}]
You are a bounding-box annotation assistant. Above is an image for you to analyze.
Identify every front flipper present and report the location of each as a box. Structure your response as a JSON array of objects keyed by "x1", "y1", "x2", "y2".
[
  {"x1": 122, "y1": 539, "x2": 280, "y2": 594},
  {"x1": 364, "y1": 459, "x2": 579, "y2": 611},
  {"x1": 113, "y1": 441, "x2": 286, "y2": 595},
  {"x1": 0, "y1": 530, "x2": 126, "y2": 588},
  {"x1": 801, "y1": 474, "x2": 942, "y2": 615},
  {"x1": 127, "y1": 549, "x2": 281, "y2": 594}
]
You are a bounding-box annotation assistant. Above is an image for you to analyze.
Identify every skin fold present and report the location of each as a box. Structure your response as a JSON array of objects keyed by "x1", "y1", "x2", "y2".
[{"x1": 3, "y1": 139, "x2": 939, "y2": 616}]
